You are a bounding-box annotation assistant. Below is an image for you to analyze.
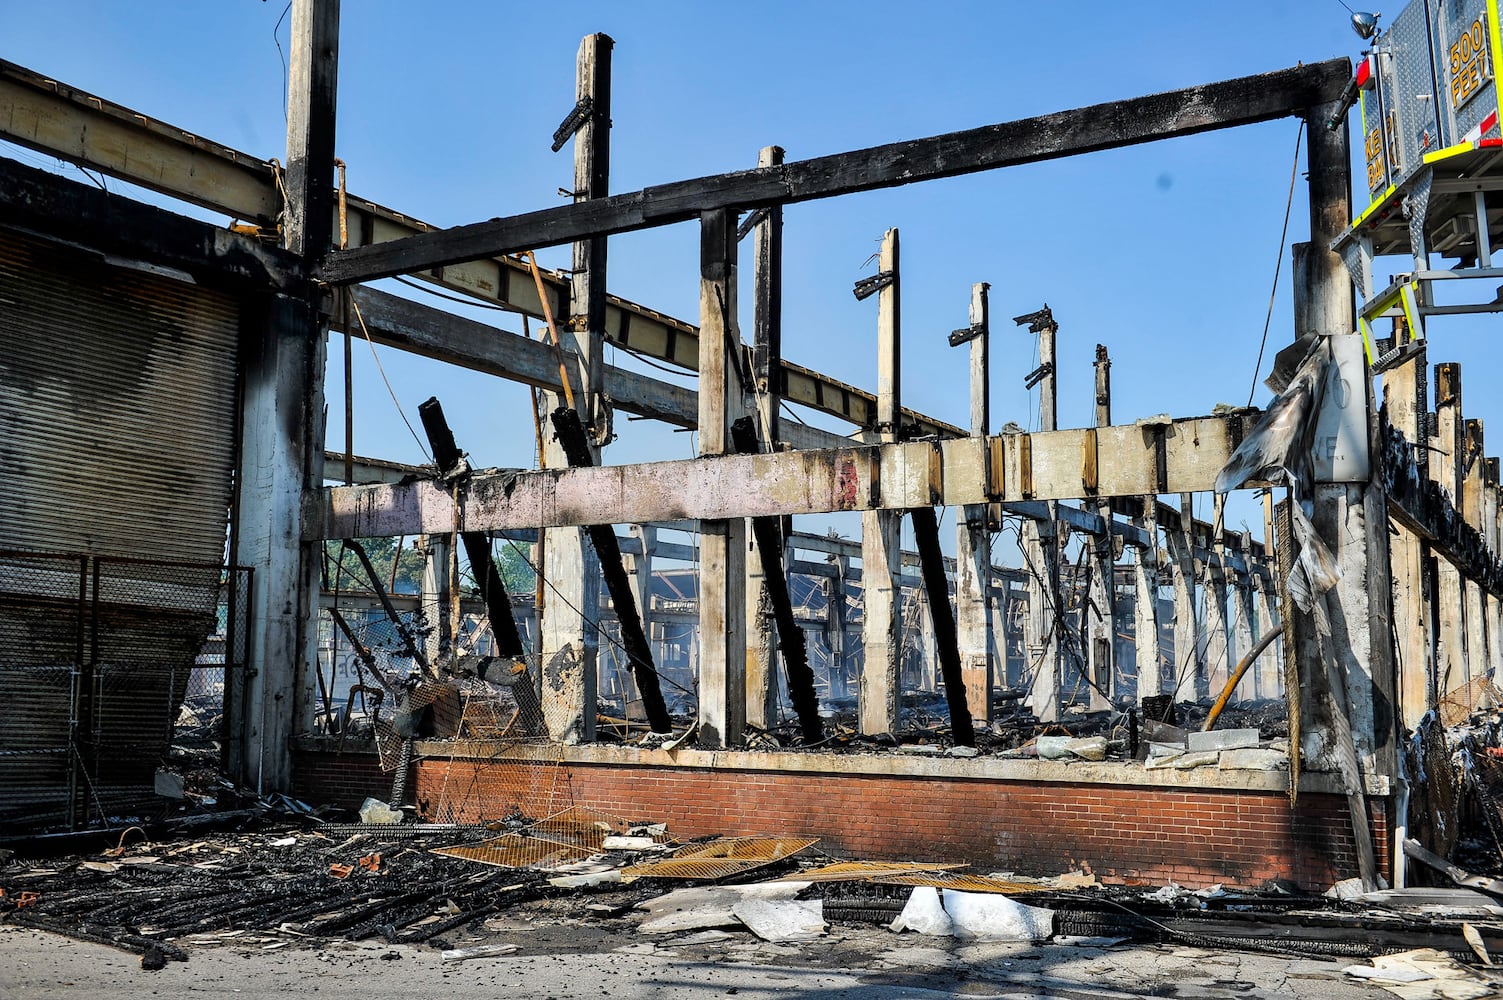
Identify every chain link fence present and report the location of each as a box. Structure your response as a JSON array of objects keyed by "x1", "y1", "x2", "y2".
[{"x1": 0, "y1": 551, "x2": 249, "y2": 832}]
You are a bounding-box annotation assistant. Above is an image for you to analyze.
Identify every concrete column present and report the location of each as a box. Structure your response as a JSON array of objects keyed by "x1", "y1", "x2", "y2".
[
  {"x1": 231, "y1": 0, "x2": 338, "y2": 791},
  {"x1": 421, "y1": 534, "x2": 452, "y2": 665},
  {"x1": 1023, "y1": 518, "x2": 1062, "y2": 722},
  {"x1": 1229, "y1": 534, "x2": 1257, "y2": 704}
]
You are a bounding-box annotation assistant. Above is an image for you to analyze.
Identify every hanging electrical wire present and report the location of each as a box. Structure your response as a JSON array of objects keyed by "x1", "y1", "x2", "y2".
[{"x1": 1246, "y1": 120, "x2": 1306, "y2": 407}]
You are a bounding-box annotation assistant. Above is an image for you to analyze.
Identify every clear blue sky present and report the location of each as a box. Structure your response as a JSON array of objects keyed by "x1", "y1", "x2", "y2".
[{"x1": 4, "y1": 1, "x2": 1493, "y2": 550}]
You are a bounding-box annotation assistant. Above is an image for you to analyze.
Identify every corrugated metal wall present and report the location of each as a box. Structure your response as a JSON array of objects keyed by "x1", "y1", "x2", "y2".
[
  {"x1": 0, "y1": 227, "x2": 239, "y2": 561},
  {"x1": 0, "y1": 226, "x2": 242, "y2": 829}
]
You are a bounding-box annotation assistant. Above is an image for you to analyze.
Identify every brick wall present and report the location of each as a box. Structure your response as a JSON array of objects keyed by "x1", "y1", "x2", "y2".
[
  {"x1": 293, "y1": 746, "x2": 389, "y2": 809},
  {"x1": 294, "y1": 746, "x2": 1389, "y2": 892}
]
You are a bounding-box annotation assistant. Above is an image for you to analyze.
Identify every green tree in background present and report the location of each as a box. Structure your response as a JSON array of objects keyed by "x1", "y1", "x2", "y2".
[
  {"x1": 325, "y1": 536, "x2": 536, "y2": 597},
  {"x1": 323, "y1": 537, "x2": 427, "y2": 595}
]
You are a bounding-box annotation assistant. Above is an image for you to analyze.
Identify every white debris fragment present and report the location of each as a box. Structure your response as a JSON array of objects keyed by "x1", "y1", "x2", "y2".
[
  {"x1": 601, "y1": 836, "x2": 659, "y2": 851},
  {"x1": 731, "y1": 898, "x2": 826, "y2": 942},
  {"x1": 547, "y1": 869, "x2": 623, "y2": 888},
  {"x1": 890, "y1": 887, "x2": 953, "y2": 936},
  {"x1": 357, "y1": 797, "x2": 403, "y2": 825},
  {"x1": 441, "y1": 944, "x2": 518, "y2": 962},
  {"x1": 1218, "y1": 748, "x2": 1288, "y2": 771},
  {"x1": 636, "y1": 882, "x2": 811, "y2": 934},
  {"x1": 1186, "y1": 728, "x2": 1260, "y2": 753},
  {"x1": 889, "y1": 887, "x2": 1053, "y2": 942},
  {"x1": 1343, "y1": 947, "x2": 1503, "y2": 998}
]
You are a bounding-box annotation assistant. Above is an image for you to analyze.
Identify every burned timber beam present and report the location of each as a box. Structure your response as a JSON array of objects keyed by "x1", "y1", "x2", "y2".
[
  {"x1": 731, "y1": 417, "x2": 822, "y2": 744},
  {"x1": 910, "y1": 505, "x2": 975, "y2": 747},
  {"x1": 549, "y1": 407, "x2": 672, "y2": 734},
  {"x1": 313, "y1": 415, "x2": 1257, "y2": 539},
  {"x1": 0, "y1": 155, "x2": 300, "y2": 293},
  {"x1": 335, "y1": 285, "x2": 849, "y2": 450},
  {"x1": 417, "y1": 397, "x2": 544, "y2": 736},
  {"x1": 0, "y1": 57, "x2": 958, "y2": 440},
  {"x1": 318, "y1": 61, "x2": 1350, "y2": 283}
]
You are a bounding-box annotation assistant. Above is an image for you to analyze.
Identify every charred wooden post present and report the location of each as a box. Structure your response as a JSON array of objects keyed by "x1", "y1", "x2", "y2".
[
  {"x1": 1167, "y1": 494, "x2": 1204, "y2": 701},
  {"x1": 1433, "y1": 362, "x2": 1468, "y2": 702},
  {"x1": 912, "y1": 504, "x2": 976, "y2": 746},
  {"x1": 571, "y1": 33, "x2": 612, "y2": 443},
  {"x1": 548, "y1": 406, "x2": 672, "y2": 734},
  {"x1": 1203, "y1": 494, "x2": 1232, "y2": 701},
  {"x1": 1462, "y1": 418, "x2": 1488, "y2": 709},
  {"x1": 418, "y1": 399, "x2": 525, "y2": 658},
  {"x1": 1229, "y1": 531, "x2": 1257, "y2": 702},
  {"x1": 1021, "y1": 306, "x2": 1064, "y2": 722},
  {"x1": 1132, "y1": 501, "x2": 1163, "y2": 705},
  {"x1": 540, "y1": 34, "x2": 612, "y2": 743},
  {"x1": 1384, "y1": 344, "x2": 1432, "y2": 726},
  {"x1": 417, "y1": 397, "x2": 546, "y2": 735},
  {"x1": 955, "y1": 282, "x2": 993, "y2": 723},
  {"x1": 732, "y1": 417, "x2": 823, "y2": 743},
  {"x1": 696, "y1": 207, "x2": 747, "y2": 749},
  {"x1": 231, "y1": 0, "x2": 338, "y2": 790},
  {"x1": 860, "y1": 228, "x2": 903, "y2": 736},
  {"x1": 1294, "y1": 99, "x2": 1388, "y2": 890},
  {"x1": 821, "y1": 549, "x2": 848, "y2": 701},
  {"x1": 1086, "y1": 344, "x2": 1115, "y2": 712},
  {"x1": 745, "y1": 145, "x2": 786, "y2": 730}
]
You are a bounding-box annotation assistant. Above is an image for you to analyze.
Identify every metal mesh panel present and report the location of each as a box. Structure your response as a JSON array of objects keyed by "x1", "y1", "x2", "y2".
[
  {"x1": 0, "y1": 552, "x2": 247, "y2": 832},
  {"x1": 0, "y1": 550, "x2": 87, "y2": 829}
]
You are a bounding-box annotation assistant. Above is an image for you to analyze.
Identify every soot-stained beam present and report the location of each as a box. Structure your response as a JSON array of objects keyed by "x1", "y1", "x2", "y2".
[{"x1": 320, "y1": 61, "x2": 1349, "y2": 284}]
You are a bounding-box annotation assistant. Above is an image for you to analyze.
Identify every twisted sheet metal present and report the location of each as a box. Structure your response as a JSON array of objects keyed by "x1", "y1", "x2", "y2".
[{"x1": 621, "y1": 836, "x2": 818, "y2": 880}]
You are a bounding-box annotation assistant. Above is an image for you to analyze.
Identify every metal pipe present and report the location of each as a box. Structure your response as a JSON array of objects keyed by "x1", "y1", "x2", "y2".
[{"x1": 1200, "y1": 627, "x2": 1281, "y2": 732}]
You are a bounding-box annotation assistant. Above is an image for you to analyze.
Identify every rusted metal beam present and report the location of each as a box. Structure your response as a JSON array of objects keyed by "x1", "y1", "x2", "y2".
[{"x1": 318, "y1": 61, "x2": 1350, "y2": 284}]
